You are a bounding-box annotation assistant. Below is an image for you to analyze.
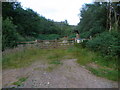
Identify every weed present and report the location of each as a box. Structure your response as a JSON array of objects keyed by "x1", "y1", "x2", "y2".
[
  {"x1": 12, "y1": 77, "x2": 28, "y2": 87},
  {"x1": 73, "y1": 45, "x2": 119, "y2": 81},
  {"x1": 87, "y1": 66, "x2": 118, "y2": 81},
  {"x1": 45, "y1": 66, "x2": 55, "y2": 72},
  {"x1": 3, "y1": 48, "x2": 68, "y2": 69},
  {"x1": 49, "y1": 60, "x2": 62, "y2": 65},
  {"x1": 13, "y1": 81, "x2": 21, "y2": 86},
  {"x1": 3, "y1": 45, "x2": 118, "y2": 81},
  {"x1": 3, "y1": 48, "x2": 44, "y2": 69}
]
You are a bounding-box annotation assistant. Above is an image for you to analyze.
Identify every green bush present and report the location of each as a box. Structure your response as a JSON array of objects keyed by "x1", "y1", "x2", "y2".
[
  {"x1": 86, "y1": 31, "x2": 120, "y2": 57},
  {"x1": 47, "y1": 34, "x2": 60, "y2": 40},
  {"x1": 68, "y1": 34, "x2": 76, "y2": 39},
  {"x1": 80, "y1": 31, "x2": 91, "y2": 38},
  {"x1": 37, "y1": 34, "x2": 60, "y2": 40},
  {"x1": 80, "y1": 40, "x2": 88, "y2": 48},
  {"x1": 24, "y1": 36, "x2": 36, "y2": 41},
  {"x1": 37, "y1": 34, "x2": 47, "y2": 40},
  {"x1": 2, "y1": 18, "x2": 19, "y2": 50}
]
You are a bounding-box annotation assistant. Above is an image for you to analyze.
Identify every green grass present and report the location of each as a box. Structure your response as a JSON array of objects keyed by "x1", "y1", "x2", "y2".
[
  {"x1": 92, "y1": 55, "x2": 118, "y2": 69},
  {"x1": 3, "y1": 47, "x2": 72, "y2": 69},
  {"x1": 67, "y1": 46, "x2": 95, "y2": 65},
  {"x1": 73, "y1": 44, "x2": 119, "y2": 81},
  {"x1": 3, "y1": 45, "x2": 119, "y2": 81},
  {"x1": 12, "y1": 77, "x2": 28, "y2": 87},
  {"x1": 73, "y1": 44, "x2": 118, "y2": 68},
  {"x1": 49, "y1": 60, "x2": 62, "y2": 65},
  {"x1": 3, "y1": 47, "x2": 48, "y2": 69},
  {"x1": 45, "y1": 66, "x2": 56, "y2": 72},
  {"x1": 87, "y1": 66, "x2": 118, "y2": 81},
  {"x1": 47, "y1": 50, "x2": 65, "y2": 65}
]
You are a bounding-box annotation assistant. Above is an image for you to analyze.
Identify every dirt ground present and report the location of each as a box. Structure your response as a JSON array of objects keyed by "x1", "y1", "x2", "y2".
[{"x1": 2, "y1": 59, "x2": 118, "y2": 88}]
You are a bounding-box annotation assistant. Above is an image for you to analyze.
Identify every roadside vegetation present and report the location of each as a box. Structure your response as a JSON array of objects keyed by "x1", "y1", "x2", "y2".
[
  {"x1": 12, "y1": 77, "x2": 28, "y2": 87},
  {"x1": 3, "y1": 44, "x2": 119, "y2": 81},
  {"x1": 2, "y1": 46, "x2": 73, "y2": 69},
  {"x1": 2, "y1": 2, "x2": 119, "y2": 82},
  {"x1": 75, "y1": 2, "x2": 119, "y2": 81},
  {"x1": 2, "y1": 2, "x2": 75, "y2": 51},
  {"x1": 74, "y1": 44, "x2": 119, "y2": 81}
]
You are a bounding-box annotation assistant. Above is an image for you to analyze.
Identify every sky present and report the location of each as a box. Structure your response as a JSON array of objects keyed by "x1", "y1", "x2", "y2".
[{"x1": 18, "y1": 0, "x2": 93, "y2": 25}]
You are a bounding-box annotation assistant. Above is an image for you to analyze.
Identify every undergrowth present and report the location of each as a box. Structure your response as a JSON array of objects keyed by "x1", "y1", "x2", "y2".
[
  {"x1": 2, "y1": 47, "x2": 72, "y2": 69},
  {"x1": 12, "y1": 77, "x2": 28, "y2": 87},
  {"x1": 3, "y1": 47, "x2": 47, "y2": 69},
  {"x1": 73, "y1": 43, "x2": 119, "y2": 81},
  {"x1": 2, "y1": 45, "x2": 119, "y2": 81},
  {"x1": 86, "y1": 66, "x2": 118, "y2": 81}
]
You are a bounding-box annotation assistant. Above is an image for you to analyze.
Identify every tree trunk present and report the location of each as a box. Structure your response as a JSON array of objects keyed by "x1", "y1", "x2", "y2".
[{"x1": 109, "y1": 2, "x2": 112, "y2": 32}]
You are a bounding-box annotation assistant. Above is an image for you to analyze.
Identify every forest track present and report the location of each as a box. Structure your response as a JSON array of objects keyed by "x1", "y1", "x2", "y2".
[{"x1": 3, "y1": 59, "x2": 118, "y2": 88}]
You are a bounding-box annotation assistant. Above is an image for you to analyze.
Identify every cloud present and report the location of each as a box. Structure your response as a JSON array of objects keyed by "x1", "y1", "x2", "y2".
[{"x1": 18, "y1": 0, "x2": 93, "y2": 25}]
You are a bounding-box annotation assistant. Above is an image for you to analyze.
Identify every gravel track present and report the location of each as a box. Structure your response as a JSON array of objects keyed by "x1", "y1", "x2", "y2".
[{"x1": 3, "y1": 59, "x2": 118, "y2": 88}]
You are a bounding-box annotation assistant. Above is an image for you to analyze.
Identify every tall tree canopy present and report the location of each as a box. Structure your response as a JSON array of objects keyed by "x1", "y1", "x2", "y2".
[
  {"x1": 77, "y1": 2, "x2": 120, "y2": 38},
  {"x1": 77, "y1": 2, "x2": 120, "y2": 57},
  {"x1": 2, "y1": 2, "x2": 74, "y2": 50}
]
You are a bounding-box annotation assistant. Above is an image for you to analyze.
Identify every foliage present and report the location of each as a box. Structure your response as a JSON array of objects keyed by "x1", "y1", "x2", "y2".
[
  {"x1": 3, "y1": 44, "x2": 118, "y2": 81},
  {"x1": 86, "y1": 31, "x2": 120, "y2": 57},
  {"x1": 80, "y1": 40, "x2": 88, "y2": 48},
  {"x1": 68, "y1": 34, "x2": 76, "y2": 39},
  {"x1": 2, "y1": 18, "x2": 19, "y2": 50},
  {"x1": 37, "y1": 34, "x2": 60, "y2": 40},
  {"x1": 36, "y1": 34, "x2": 48, "y2": 40},
  {"x1": 2, "y1": 2, "x2": 74, "y2": 50},
  {"x1": 73, "y1": 45, "x2": 118, "y2": 81},
  {"x1": 2, "y1": 47, "x2": 71, "y2": 69},
  {"x1": 49, "y1": 60, "x2": 62, "y2": 65},
  {"x1": 76, "y1": 2, "x2": 120, "y2": 80},
  {"x1": 47, "y1": 34, "x2": 60, "y2": 40},
  {"x1": 80, "y1": 31, "x2": 91, "y2": 38},
  {"x1": 77, "y1": 2, "x2": 107, "y2": 37},
  {"x1": 77, "y1": 2, "x2": 120, "y2": 59},
  {"x1": 3, "y1": 47, "x2": 46, "y2": 69},
  {"x1": 77, "y1": 2, "x2": 120, "y2": 36},
  {"x1": 87, "y1": 66, "x2": 118, "y2": 81},
  {"x1": 12, "y1": 77, "x2": 28, "y2": 87}
]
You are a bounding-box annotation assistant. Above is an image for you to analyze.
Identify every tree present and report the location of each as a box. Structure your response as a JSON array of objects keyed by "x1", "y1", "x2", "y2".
[
  {"x1": 2, "y1": 2, "x2": 74, "y2": 50},
  {"x1": 77, "y1": 2, "x2": 120, "y2": 57},
  {"x1": 2, "y1": 18, "x2": 19, "y2": 50},
  {"x1": 77, "y1": 2, "x2": 107, "y2": 37}
]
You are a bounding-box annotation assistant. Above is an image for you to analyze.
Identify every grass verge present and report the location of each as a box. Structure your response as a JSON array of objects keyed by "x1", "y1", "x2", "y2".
[
  {"x1": 86, "y1": 66, "x2": 118, "y2": 81},
  {"x1": 73, "y1": 44, "x2": 119, "y2": 81},
  {"x1": 3, "y1": 47, "x2": 47, "y2": 69},
  {"x1": 3, "y1": 44, "x2": 119, "y2": 81},
  {"x1": 2, "y1": 47, "x2": 72, "y2": 69}
]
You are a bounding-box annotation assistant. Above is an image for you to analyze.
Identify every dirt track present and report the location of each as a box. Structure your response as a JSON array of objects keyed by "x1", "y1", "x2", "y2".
[{"x1": 3, "y1": 59, "x2": 118, "y2": 88}]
